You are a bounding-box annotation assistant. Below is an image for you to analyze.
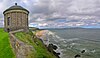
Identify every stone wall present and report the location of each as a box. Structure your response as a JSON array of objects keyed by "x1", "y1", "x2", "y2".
[{"x1": 4, "y1": 10, "x2": 29, "y2": 32}]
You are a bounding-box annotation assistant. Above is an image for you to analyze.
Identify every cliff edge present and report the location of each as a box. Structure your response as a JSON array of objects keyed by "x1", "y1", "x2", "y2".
[{"x1": 9, "y1": 29, "x2": 56, "y2": 58}]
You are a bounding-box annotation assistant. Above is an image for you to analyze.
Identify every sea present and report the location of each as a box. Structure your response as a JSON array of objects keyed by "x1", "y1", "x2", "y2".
[{"x1": 41, "y1": 28, "x2": 100, "y2": 58}]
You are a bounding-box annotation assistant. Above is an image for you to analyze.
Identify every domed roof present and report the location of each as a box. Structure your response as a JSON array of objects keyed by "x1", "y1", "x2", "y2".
[{"x1": 3, "y1": 3, "x2": 29, "y2": 14}]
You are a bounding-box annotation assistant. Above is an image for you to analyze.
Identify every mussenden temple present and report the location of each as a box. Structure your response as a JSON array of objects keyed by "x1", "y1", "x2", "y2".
[{"x1": 3, "y1": 3, "x2": 29, "y2": 32}]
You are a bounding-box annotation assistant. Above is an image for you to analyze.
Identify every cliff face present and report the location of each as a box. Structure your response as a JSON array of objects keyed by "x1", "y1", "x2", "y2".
[
  {"x1": 10, "y1": 35, "x2": 34, "y2": 58},
  {"x1": 9, "y1": 29, "x2": 34, "y2": 58},
  {"x1": 36, "y1": 30, "x2": 61, "y2": 58},
  {"x1": 9, "y1": 29, "x2": 56, "y2": 58}
]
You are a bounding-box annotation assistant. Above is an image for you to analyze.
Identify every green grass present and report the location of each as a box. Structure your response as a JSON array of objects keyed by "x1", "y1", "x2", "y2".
[
  {"x1": 0, "y1": 28, "x2": 15, "y2": 58},
  {"x1": 15, "y1": 30, "x2": 56, "y2": 58}
]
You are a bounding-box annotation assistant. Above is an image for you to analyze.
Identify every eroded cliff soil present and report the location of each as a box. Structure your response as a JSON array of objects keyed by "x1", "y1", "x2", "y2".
[{"x1": 9, "y1": 29, "x2": 56, "y2": 58}]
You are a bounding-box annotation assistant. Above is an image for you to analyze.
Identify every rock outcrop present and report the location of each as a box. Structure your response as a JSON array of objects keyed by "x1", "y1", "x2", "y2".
[
  {"x1": 9, "y1": 29, "x2": 34, "y2": 58},
  {"x1": 36, "y1": 30, "x2": 60, "y2": 58}
]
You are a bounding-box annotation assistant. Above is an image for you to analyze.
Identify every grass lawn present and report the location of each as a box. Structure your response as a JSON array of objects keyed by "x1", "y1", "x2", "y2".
[
  {"x1": 15, "y1": 30, "x2": 56, "y2": 58},
  {"x1": 0, "y1": 28, "x2": 15, "y2": 58}
]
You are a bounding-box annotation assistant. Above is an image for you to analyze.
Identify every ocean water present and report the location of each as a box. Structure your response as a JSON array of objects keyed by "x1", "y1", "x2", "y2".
[{"x1": 42, "y1": 28, "x2": 100, "y2": 58}]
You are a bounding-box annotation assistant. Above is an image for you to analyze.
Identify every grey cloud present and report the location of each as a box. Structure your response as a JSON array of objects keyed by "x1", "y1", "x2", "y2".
[
  {"x1": 1, "y1": 0, "x2": 100, "y2": 27},
  {"x1": 30, "y1": 0, "x2": 100, "y2": 20}
]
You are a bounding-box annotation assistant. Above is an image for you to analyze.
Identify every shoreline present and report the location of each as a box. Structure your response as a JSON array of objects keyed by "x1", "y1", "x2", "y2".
[{"x1": 35, "y1": 30, "x2": 61, "y2": 58}]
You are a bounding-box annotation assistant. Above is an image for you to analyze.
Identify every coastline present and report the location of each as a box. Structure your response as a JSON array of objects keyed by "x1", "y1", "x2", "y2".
[{"x1": 35, "y1": 30, "x2": 61, "y2": 58}]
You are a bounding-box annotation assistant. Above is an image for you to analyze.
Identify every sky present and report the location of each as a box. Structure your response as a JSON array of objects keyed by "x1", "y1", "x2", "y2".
[{"x1": 0, "y1": 0, "x2": 100, "y2": 28}]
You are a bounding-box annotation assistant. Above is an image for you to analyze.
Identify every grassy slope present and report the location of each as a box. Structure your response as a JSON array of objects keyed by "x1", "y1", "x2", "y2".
[
  {"x1": 0, "y1": 28, "x2": 15, "y2": 58},
  {"x1": 15, "y1": 30, "x2": 56, "y2": 58}
]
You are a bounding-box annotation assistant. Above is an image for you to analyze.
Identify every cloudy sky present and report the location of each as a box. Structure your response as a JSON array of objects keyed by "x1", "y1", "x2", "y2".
[{"x1": 0, "y1": 0, "x2": 100, "y2": 28}]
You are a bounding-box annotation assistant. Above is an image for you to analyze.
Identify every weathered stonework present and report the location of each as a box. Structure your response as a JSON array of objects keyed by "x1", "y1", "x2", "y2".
[{"x1": 3, "y1": 3, "x2": 29, "y2": 32}]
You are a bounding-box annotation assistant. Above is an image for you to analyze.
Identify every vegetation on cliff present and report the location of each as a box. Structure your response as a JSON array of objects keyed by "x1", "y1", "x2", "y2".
[
  {"x1": 15, "y1": 30, "x2": 56, "y2": 58},
  {"x1": 0, "y1": 28, "x2": 15, "y2": 58},
  {"x1": 0, "y1": 28, "x2": 56, "y2": 58}
]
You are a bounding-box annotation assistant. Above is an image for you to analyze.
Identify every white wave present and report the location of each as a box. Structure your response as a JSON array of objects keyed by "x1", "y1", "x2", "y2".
[
  {"x1": 70, "y1": 43, "x2": 80, "y2": 46},
  {"x1": 67, "y1": 38, "x2": 80, "y2": 42},
  {"x1": 37, "y1": 30, "x2": 63, "y2": 58},
  {"x1": 91, "y1": 50, "x2": 96, "y2": 53},
  {"x1": 53, "y1": 44, "x2": 63, "y2": 58},
  {"x1": 46, "y1": 30, "x2": 66, "y2": 43}
]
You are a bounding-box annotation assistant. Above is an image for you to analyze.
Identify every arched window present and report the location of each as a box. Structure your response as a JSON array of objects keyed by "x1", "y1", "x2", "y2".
[{"x1": 7, "y1": 17, "x2": 10, "y2": 25}]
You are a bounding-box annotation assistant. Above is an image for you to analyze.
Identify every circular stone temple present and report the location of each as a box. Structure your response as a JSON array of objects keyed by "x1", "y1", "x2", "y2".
[{"x1": 3, "y1": 3, "x2": 29, "y2": 32}]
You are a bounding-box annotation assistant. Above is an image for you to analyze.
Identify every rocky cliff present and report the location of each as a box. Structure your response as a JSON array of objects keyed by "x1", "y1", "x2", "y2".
[{"x1": 9, "y1": 29, "x2": 56, "y2": 58}]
